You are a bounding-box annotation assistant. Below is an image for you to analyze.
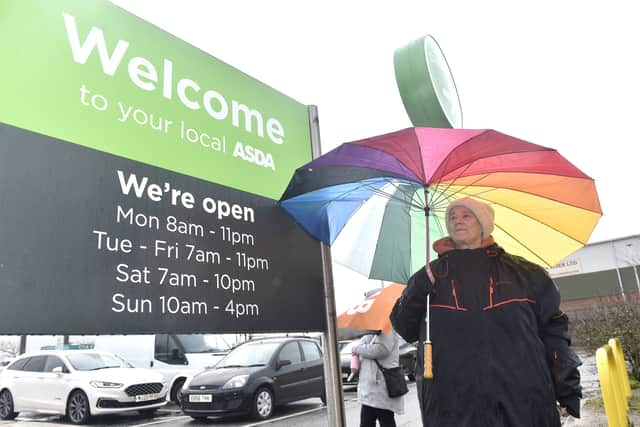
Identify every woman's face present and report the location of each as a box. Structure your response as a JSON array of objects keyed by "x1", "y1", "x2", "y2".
[{"x1": 447, "y1": 206, "x2": 482, "y2": 249}]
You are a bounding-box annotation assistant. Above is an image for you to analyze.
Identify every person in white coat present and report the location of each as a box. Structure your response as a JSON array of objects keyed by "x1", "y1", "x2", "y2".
[{"x1": 352, "y1": 329, "x2": 405, "y2": 427}]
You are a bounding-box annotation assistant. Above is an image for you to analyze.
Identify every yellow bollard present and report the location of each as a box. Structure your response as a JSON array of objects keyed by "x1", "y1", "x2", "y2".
[
  {"x1": 596, "y1": 345, "x2": 628, "y2": 427},
  {"x1": 607, "y1": 340, "x2": 630, "y2": 413},
  {"x1": 608, "y1": 338, "x2": 632, "y2": 401}
]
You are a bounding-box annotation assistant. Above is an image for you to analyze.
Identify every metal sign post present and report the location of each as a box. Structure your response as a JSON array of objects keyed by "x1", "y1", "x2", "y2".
[{"x1": 308, "y1": 105, "x2": 346, "y2": 426}]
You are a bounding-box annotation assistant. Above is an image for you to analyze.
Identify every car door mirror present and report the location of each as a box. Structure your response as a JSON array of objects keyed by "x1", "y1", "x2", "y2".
[
  {"x1": 52, "y1": 366, "x2": 64, "y2": 375},
  {"x1": 276, "y1": 359, "x2": 292, "y2": 370}
]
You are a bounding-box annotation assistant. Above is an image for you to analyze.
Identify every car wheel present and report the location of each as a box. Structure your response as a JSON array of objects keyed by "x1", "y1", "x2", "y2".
[
  {"x1": 250, "y1": 387, "x2": 273, "y2": 420},
  {"x1": 67, "y1": 390, "x2": 90, "y2": 424},
  {"x1": 407, "y1": 373, "x2": 416, "y2": 382},
  {"x1": 170, "y1": 378, "x2": 185, "y2": 404},
  {"x1": 0, "y1": 389, "x2": 18, "y2": 420},
  {"x1": 139, "y1": 408, "x2": 158, "y2": 417}
]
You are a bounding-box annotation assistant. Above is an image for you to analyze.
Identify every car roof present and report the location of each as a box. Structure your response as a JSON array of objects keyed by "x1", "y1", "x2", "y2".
[
  {"x1": 14, "y1": 350, "x2": 118, "y2": 358},
  {"x1": 243, "y1": 336, "x2": 318, "y2": 344}
]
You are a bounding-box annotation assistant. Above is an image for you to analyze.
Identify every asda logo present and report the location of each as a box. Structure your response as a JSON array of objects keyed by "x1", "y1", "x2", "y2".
[{"x1": 62, "y1": 13, "x2": 286, "y2": 146}]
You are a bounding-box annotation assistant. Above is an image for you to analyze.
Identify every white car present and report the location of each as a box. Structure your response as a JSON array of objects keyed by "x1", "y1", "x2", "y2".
[
  {"x1": 0, "y1": 358, "x2": 14, "y2": 372},
  {"x1": 0, "y1": 350, "x2": 167, "y2": 424}
]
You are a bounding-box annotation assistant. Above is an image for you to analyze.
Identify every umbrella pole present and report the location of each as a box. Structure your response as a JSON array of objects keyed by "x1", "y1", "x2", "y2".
[{"x1": 424, "y1": 188, "x2": 433, "y2": 379}]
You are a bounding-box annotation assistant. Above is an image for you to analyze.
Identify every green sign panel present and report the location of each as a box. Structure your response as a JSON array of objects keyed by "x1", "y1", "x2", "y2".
[
  {"x1": 0, "y1": 0, "x2": 311, "y2": 199},
  {"x1": 0, "y1": 0, "x2": 325, "y2": 335}
]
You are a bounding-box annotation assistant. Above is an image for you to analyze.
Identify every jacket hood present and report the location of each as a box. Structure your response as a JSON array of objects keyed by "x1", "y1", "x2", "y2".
[{"x1": 433, "y1": 236, "x2": 496, "y2": 255}]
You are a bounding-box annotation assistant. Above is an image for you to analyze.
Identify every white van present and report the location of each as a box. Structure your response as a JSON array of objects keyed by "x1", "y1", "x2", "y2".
[{"x1": 26, "y1": 334, "x2": 232, "y2": 403}]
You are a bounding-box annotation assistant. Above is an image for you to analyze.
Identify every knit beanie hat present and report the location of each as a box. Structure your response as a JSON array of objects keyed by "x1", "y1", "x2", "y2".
[{"x1": 445, "y1": 197, "x2": 495, "y2": 239}]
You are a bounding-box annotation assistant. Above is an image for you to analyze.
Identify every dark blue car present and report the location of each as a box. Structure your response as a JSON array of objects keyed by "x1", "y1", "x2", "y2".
[{"x1": 179, "y1": 336, "x2": 325, "y2": 421}]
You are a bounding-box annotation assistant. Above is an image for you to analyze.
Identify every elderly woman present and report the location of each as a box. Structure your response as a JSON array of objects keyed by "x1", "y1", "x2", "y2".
[
  {"x1": 390, "y1": 197, "x2": 582, "y2": 427},
  {"x1": 352, "y1": 329, "x2": 404, "y2": 427}
]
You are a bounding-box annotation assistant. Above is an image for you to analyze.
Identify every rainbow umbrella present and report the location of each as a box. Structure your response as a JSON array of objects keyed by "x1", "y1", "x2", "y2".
[{"x1": 280, "y1": 127, "x2": 602, "y2": 284}]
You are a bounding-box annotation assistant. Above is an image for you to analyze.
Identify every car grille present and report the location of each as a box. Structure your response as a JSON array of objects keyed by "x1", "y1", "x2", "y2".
[
  {"x1": 189, "y1": 384, "x2": 221, "y2": 390},
  {"x1": 97, "y1": 397, "x2": 166, "y2": 408},
  {"x1": 124, "y1": 383, "x2": 164, "y2": 397}
]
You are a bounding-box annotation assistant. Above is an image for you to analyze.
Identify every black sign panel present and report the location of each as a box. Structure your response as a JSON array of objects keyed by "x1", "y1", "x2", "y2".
[{"x1": 0, "y1": 123, "x2": 326, "y2": 334}]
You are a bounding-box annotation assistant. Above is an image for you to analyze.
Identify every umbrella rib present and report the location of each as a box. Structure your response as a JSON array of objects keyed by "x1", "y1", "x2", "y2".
[
  {"x1": 427, "y1": 194, "x2": 453, "y2": 216},
  {"x1": 430, "y1": 159, "x2": 479, "y2": 207},
  {"x1": 412, "y1": 128, "x2": 427, "y2": 182},
  {"x1": 427, "y1": 152, "x2": 600, "y2": 216},
  {"x1": 425, "y1": 130, "x2": 492, "y2": 205},
  {"x1": 437, "y1": 171, "x2": 602, "y2": 215},
  {"x1": 411, "y1": 184, "x2": 427, "y2": 210},
  {"x1": 442, "y1": 172, "x2": 602, "y2": 214},
  {"x1": 429, "y1": 130, "x2": 554, "y2": 182},
  {"x1": 306, "y1": 178, "x2": 398, "y2": 217},
  {"x1": 435, "y1": 173, "x2": 495, "y2": 203},
  {"x1": 427, "y1": 130, "x2": 564, "y2": 208},
  {"x1": 470, "y1": 193, "x2": 591, "y2": 247},
  {"x1": 425, "y1": 209, "x2": 448, "y2": 245},
  {"x1": 366, "y1": 188, "x2": 425, "y2": 211},
  {"x1": 361, "y1": 179, "x2": 425, "y2": 210},
  {"x1": 317, "y1": 178, "x2": 424, "y2": 214},
  {"x1": 373, "y1": 128, "x2": 427, "y2": 182},
  {"x1": 492, "y1": 221, "x2": 551, "y2": 267}
]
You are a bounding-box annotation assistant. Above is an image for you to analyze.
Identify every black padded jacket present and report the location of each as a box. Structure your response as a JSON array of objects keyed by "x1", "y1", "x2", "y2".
[{"x1": 390, "y1": 242, "x2": 582, "y2": 427}]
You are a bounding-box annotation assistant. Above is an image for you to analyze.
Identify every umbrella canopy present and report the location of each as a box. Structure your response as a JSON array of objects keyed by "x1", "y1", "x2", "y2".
[
  {"x1": 337, "y1": 283, "x2": 405, "y2": 335},
  {"x1": 280, "y1": 127, "x2": 602, "y2": 283}
]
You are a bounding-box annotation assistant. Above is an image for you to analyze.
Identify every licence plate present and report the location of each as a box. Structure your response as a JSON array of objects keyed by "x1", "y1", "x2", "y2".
[
  {"x1": 189, "y1": 394, "x2": 213, "y2": 403},
  {"x1": 135, "y1": 394, "x2": 155, "y2": 402}
]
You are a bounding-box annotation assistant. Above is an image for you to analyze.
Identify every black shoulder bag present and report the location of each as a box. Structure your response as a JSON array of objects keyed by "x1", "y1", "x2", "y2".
[{"x1": 374, "y1": 359, "x2": 409, "y2": 398}]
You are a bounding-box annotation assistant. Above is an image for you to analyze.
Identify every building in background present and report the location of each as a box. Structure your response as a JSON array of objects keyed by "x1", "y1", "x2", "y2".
[{"x1": 550, "y1": 235, "x2": 640, "y2": 318}]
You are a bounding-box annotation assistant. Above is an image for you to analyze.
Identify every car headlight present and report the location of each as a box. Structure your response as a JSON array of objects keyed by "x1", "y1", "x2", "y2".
[
  {"x1": 222, "y1": 375, "x2": 249, "y2": 390},
  {"x1": 90, "y1": 381, "x2": 123, "y2": 388}
]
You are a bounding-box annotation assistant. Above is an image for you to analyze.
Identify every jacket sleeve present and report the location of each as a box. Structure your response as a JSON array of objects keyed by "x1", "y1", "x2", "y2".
[
  {"x1": 531, "y1": 268, "x2": 582, "y2": 418},
  {"x1": 354, "y1": 333, "x2": 392, "y2": 360},
  {"x1": 390, "y1": 266, "x2": 432, "y2": 344}
]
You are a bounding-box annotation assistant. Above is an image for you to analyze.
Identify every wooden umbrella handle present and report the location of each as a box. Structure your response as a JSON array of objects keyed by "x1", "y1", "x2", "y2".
[{"x1": 423, "y1": 342, "x2": 433, "y2": 379}]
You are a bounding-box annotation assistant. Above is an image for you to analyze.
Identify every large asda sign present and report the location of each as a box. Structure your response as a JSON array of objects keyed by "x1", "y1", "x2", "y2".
[
  {"x1": 0, "y1": 0, "x2": 311, "y2": 199},
  {"x1": 0, "y1": 1, "x2": 325, "y2": 335}
]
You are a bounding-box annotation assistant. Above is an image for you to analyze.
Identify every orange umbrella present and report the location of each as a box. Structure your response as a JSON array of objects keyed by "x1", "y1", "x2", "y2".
[{"x1": 337, "y1": 283, "x2": 405, "y2": 335}]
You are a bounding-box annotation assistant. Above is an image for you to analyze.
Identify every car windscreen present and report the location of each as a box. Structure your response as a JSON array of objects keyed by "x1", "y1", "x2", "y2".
[
  {"x1": 66, "y1": 353, "x2": 131, "y2": 371},
  {"x1": 217, "y1": 341, "x2": 281, "y2": 367},
  {"x1": 175, "y1": 334, "x2": 230, "y2": 353}
]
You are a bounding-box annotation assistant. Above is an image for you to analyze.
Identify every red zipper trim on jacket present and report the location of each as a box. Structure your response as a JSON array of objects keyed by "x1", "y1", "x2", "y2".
[
  {"x1": 431, "y1": 304, "x2": 463, "y2": 311},
  {"x1": 450, "y1": 280, "x2": 468, "y2": 311},
  {"x1": 488, "y1": 276, "x2": 494, "y2": 308},
  {"x1": 483, "y1": 298, "x2": 536, "y2": 310}
]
